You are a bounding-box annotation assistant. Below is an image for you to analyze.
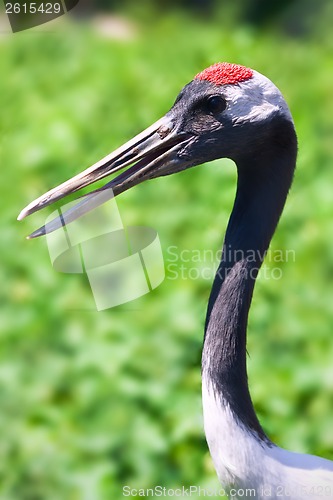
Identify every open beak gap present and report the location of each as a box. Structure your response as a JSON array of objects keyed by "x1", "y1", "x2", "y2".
[{"x1": 18, "y1": 116, "x2": 191, "y2": 238}]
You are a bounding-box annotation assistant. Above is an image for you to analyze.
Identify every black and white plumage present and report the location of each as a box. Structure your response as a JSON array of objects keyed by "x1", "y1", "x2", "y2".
[{"x1": 18, "y1": 63, "x2": 333, "y2": 497}]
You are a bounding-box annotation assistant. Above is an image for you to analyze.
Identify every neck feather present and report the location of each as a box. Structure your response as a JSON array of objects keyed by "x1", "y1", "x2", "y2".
[{"x1": 202, "y1": 118, "x2": 297, "y2": 440}]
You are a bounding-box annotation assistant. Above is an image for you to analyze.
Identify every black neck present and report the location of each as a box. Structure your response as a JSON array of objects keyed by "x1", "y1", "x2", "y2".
[{"x1": 202, "y1": 118, "x2": 297, "y2": 440}]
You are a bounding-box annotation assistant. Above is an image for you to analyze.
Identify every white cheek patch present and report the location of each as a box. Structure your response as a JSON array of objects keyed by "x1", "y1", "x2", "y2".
[{"x1": 224, "y1": 70, "x2": 294, "y2": 126}]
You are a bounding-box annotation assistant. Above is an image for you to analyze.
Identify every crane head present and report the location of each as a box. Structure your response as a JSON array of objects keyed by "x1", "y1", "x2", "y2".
[{"x1": 18, "y1": 63, "x2": 294, "y2": 238}]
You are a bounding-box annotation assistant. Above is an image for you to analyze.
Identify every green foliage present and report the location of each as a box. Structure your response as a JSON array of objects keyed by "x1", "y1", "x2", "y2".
[{"x1": 1, "y1": 11, "x2": 333, "y2": 499}]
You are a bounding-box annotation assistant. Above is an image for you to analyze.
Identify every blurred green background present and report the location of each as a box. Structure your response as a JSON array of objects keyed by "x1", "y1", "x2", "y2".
[{"x1": 1, "y1": 1, "x2": 333, "y2": 498}]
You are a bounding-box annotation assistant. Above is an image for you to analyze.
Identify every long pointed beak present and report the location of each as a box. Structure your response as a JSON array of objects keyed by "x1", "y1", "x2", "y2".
[{"x1": 18, "y1": 116, "x2": 193, "y2": 238}]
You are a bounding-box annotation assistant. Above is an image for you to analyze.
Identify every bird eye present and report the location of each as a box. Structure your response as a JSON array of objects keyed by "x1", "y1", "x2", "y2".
[{"x1": 206, "y1": 95, "x2": 227, "y2": 115}]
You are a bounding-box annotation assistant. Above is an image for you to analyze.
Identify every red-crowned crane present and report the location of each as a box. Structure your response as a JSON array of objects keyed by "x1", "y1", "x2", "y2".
[{"x1": 18, "y1": 63, "x2": 333, "y2": 498}]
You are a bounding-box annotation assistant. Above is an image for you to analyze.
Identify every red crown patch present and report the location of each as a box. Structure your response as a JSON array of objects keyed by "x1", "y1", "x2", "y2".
[{"x1": 195, "y1": 63, "x2": 253, "y2": 86}]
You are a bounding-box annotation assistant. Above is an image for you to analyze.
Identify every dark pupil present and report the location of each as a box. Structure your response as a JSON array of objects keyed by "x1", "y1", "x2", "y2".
[{"x1": 207, "y1": 96, "x2": 226, "y2": 114}]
